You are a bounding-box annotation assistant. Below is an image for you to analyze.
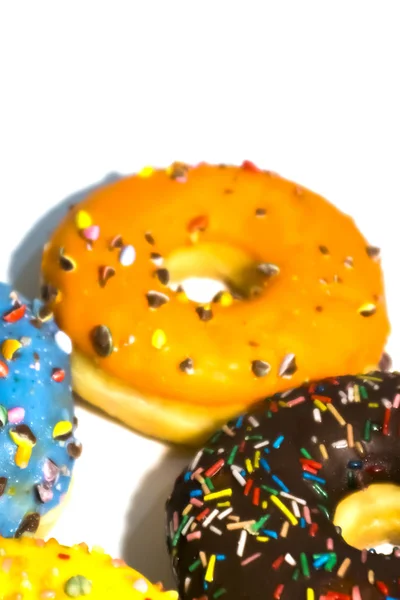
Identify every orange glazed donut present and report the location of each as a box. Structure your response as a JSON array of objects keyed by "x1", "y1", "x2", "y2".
[{"x1": 41, "y1": 162, "x2": 390, "y2": 444}]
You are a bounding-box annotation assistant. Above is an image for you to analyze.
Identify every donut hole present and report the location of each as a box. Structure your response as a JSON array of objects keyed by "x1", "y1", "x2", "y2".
[
  {"x1": 165, "y1": 242, "x2": 278, "y2": 303},
  {"x1": 333, "y1": 483, "x2": 400, "y2": 554}
]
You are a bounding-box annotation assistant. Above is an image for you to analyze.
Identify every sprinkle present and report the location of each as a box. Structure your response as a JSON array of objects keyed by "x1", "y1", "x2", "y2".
[
  {"x1": 226, "y1": 520, "x2": 255, "y2": 531},
  {"x1": 152, "y1": 329, "x2": 167, "y2": 349},
  {"x1": 393, "y1": 393, "x2": 400, "y2": 409},
  {"x1": 0, "y1": 477, "x2": 7, "y2": 496},
  {"x1": 337, "y1": 557, "x2": 351, "y2": 578},
  {"x1": 1, "y1": 339, "x2": 22, "y2": 361},
  {"x1": 75, "y1": 210, "x2": 92, "y2": 229},
  {"x1": 138, "y1": 166, "x2": 154, "y2": 177},
  {"x1": 300, "y1": 448, "x2": 312, "y2": 459},
  {"x1": 53, "y1": 421, "x2": 73, "y2": 440},
  {"x1": 98, "y1": 266, "x2": 116, "y2": 287},
  {"x1": 218, "y1": 507, "x2": 233, "y2": 520},
  {"x1": 244, "y1": 478, "x2": 253, "y2": 495},
  {"x1": 205, "y1": 554, "x2": 216, "y2": 582},
  {"x1": 327, "y1": 403, "x2": 346, "y2": 426},
  {"x1": 204, "y1": 458, "x2": 225, "y2": 477},
  {"x1": 255, "y1": 207, "x2": 267, "y2": 217},
  {"x1": 52, "y1": 368, "x2": 66, "y2": 383},
  {"x1": 179, "y1": 358, "x2": 194, "y2": 374},
  {"x1": 366, "y1": 245, "x2": 380, "y2": 259},
  {"x1": 286, "y1": 396, "x2": 305, "y2": 407},
  {"x1": 307, "y1": 589, "x2": 315, "y2": 600},
  {"x1": 55, "y1": 331, "x2": 72, "y2": 354},
  {"x1": 319, "y1": 444, "x2": 329, "y2": 459},
  {"x1": 0, "y1": 405, "x2": 8, "y2": 427},
  {"x1": 285, "y1": 553, "x2": 296, "y2": 566},
  {"x1": 82, "y1": 225, "x2": 100, "y2": 241},
  {"x1": 254, "y1": 440, "x2": 270, "y2": 449},
  {"x1": 331, "y1": 439, "x2": 347, "y2": 449},
  {"x1": 313, "y1": 408, "x2": 322, "y2": 422},
  {"x1": 156, "y1": 268, "x2": 170, "y2": 285},
  {"x1": 227, "y1": 445, "x2": 239, "y2": 465},
  {"x1": 187, "y1": 530, "x2": 202, "y2": 541},
  {"x1": 146, "y1": 291, "x2": 169, "y2": 309},
  {"x1": 271, "y1": 475, "x2": 289, "y2": 492},
  {"x1": 251, "y1": 360, "x2": 270, "y2": 377},
  {"x1": 237, "y1": 530, "x2": 247, "y2": 557},
  {"x1": 241, "y1": 552, "x2": 261, "y2": 566},
  {"x1": 64, "y1": 575, "x2": 93, "y2": 597},
  {"x1": 204, "y1": 489, "x2": 231, "y2": 501},
  {"x1": 383, "y1": 407, "x2": 391, "y2": 435},
  {"x1": 303, "y1": 472, "x2": 326, "y2": 484},
  {"x1": 3, "y1": 304, "x2": 26, "y2": 323},
  {"x1": 7, "y1": 407, "x2": 25, "y2": 424},
  {"x1": 363, "y1": 419, "x2": 372, "y2": 442},
  {"x1": 300, "y1": 552, "x2": 310, "y2": 577},
  {"x1": 196, "y1": 306, "x2": 213, "y2": 321},
  {"x1": 278, "y1": 353, "x2": 297, "y2": 378},
  {"x1": 270, "y1": 495, "x2": 298, "y2": 525},
  {"x1": 280, "y1": 492, "x2": 306, "y2": 505},
  {"x1": 209, "y1": 525, "x2": 223, "y2": 535},
  {"x1": 0, "y1": 360, "x2": 9, "y2": 378},
  {"x1": 59, "y1": 250, "x2": 76, "y2": 272},
  {"x1": 245, "y1": 458, "x2": 253, "y2": 474},
  {"x1": 119, "y1": 244, "x2": 136, "y2": 266},
  {"x1": 231, "y1": 468, "x2": 246, "y2": 486},
  {"x1": 358, "y1": 303, "x2": 377, "y2": 317},
  {"x1": 272, "y1": 434, "x2": 284, "y2": 449}
]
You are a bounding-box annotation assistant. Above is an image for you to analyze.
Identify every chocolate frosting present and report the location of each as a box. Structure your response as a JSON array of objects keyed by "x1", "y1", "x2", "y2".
[{"x1": 166, "y1": 372, "x2": 400, "y2": 599}]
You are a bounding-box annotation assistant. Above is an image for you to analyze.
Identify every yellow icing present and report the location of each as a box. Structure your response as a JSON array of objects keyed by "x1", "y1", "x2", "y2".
[{"x1": 0, "y1": 536, "x2": 178, "y2": 599}]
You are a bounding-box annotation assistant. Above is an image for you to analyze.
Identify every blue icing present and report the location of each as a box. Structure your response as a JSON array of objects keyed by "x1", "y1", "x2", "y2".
[{"x1": 0, "y1": 283, "x2": 79, "y2": 537}]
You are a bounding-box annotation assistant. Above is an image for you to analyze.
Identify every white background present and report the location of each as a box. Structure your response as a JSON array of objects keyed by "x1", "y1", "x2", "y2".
[{"x1": 1, "y1": 1, "x2": 400, "y2": 589}]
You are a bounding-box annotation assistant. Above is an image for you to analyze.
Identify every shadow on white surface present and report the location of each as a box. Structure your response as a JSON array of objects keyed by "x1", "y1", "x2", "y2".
[
  {"x1": 8, "y1": 173, "x2": 121, "y2": 299},
  {"x1": 122, "y1": 447, "x2": 191, "y2": 589}
]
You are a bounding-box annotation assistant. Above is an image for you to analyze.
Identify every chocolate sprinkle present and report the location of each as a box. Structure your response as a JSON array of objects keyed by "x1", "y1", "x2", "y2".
[
  {"x1": 255, "y1": 208, "x2": 267, "y2": 217},
  {"x1": 146, "y1": 291, "x2": 170, "y2": 309},
  {"x1": 13, "y1": 424, "x2": 37, "y2": 445},
  {"x1": 359, "y1": 304, "x2": 377, "y2": 317},
  {"x1": 251, "y1": 360, "x2": 271, "y2": 377},
  {"x1": 379, "y1": 352, "x2": 392, "y2": 372},
  {"x1": 91, "y1": 325, "x2": 113, "y2": 357},
  {"x1": 41, "y1": 284, "x2": 59, "y2": 303},
  {"x1": 58, "y1": 249, "x2": 76, "y2": 272},
  {"x1": 319, "y1": 245, "x2": 329, "y2": 255},
  {"x1": 156, "y1": 268, "x2": 170, "y2": 286},
  {"x1": 0, "y1": 477, "x2": 7, "y2": 496},
  {"x1": 179, "y1": 358, "x2": 194, "y2": 374},
  {"x1": 196, "y1": 307, "x2": 213, "y2": 321},
  {"x1": 366, "y1": 246, "x2": 381, "y2": 259},
  {"x1": 98, "y1": 265, "x2": 116, "y2": 288},
  {"x1": 278, "y1": 353, "x2": 297, "y2": 378},
  {"x1": 15, "y1": 512, "x2": 40, "y2": 538},
  {"x1": 150, "y1": 252, "x2": 164, "y2": 266},
  {"x1": 257, "y1": 263, "x2": 279, "y2": 278},
  {"x1": 67, "y1": 441, "x2": 83, "y2": 459},
  {"x1": 109, "y1": 234, "x2": 124, "y2": 250},
  {"x1": 145, "y1": 232, "x2": 155, "y2": 245}
]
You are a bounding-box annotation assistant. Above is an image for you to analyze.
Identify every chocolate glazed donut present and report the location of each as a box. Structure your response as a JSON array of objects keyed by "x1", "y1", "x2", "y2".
[{"x1": 166, "y1": 372, "x2": 400, "y2": 600}]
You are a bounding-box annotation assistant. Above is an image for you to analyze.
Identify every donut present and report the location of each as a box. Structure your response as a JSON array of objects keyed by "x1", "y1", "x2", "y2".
[
  {"x1": 0, "y1": 535, "x2": 178, "y2": 599},
  {"x1": 41, "y1": 162, "x2": 389, "y2": 444},
  {"x1": 0, "y1": 282, "x2": 80, "y2": 537},
  {"x1": 166, "y1": 371, "x2": 400, "y2": 599}
]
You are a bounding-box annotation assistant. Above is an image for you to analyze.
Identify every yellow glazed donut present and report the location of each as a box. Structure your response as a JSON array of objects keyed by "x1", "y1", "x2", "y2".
[
  {"x1": 41, "y1": 162, "x2": 390, "y2": 444},
  {"x1": 0, "y1": 535, "x2": 178, "y2": 599}
]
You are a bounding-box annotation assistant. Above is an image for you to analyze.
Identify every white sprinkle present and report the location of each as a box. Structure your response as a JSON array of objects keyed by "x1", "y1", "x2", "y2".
[
  {"x1": 280, "y1": 388, "x2": 294, "y2": 398},
  {"x1": 20, "y1": 336, "x2": 31, "y2": 347},
  {"x1": 313, "y1": 408, "x2": 322, "y2": 423},
  {"x1": 285, "y1": 553, "x2": 296, "y2": 566},
  {"x1": 278, "y1": 353, "x2": 296, "y2": 378},
  {"x1": 382, "y1": 398, "x2": 392, "y2": 409},
  {"x1": 253, "y1": 440, "x2": 270, "y2": 449},
  {"x1": 54, "y1": 331, "x2": 72, "y2": 355},
  {"x1": 133, "y1": 578, "x2": 148, "y2": 593},
  {"x1": 190, "y1": 450, "x2": 203, "y2": 471},
  {"x1": 218, "y1": 507, "x2": 233, "y2": 520},
  {"x1": 339, "y1": 391, "x2": 348, "y2": 404},
  {"x1": 181, "y1": 516, "x2": 195, "y2": 536},
  {"x1": 311, "y1": 436, "x2": 318, "y2": 444},
  {"x1": 280, "y1": 492, "x2": 306, "y2": 505},
  {"x1": 248, "y1": 415, "x2": 259, "y2": 428},
  {"x1": 119, "y1": 244, "x2": 136, "y2": 266},
  {"x1": 203, "y1": 509, "x2": 219, "y2": 527},
  {"x1": 231, "y1": 468, "x2": 246, "y2": 487},
  {"x1": 209, "y1": 525, "x2": 222, "y2": 535},
  {"x1": 222, "y1": 425, "x2": 235, "y2": 437},
  {"x1": 184, "y1": 578, "x2": 191, "y2": 593},
  {"x1": 347, "y1": 385, "x2": 355, "y2": 402},
  {"x1": 291, "y1": 501, "x2": 301, "y2": 518},
  {"x1": 237, "y1": 530, "x2": 247, "y2": 557},
  {"x1": 331, "y1": 439, "x2": 348, "y2": 449}
]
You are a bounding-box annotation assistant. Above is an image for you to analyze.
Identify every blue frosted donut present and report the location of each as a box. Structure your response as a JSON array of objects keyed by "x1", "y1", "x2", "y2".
[{"x1": 0, "y1": 282, "x2": 80, "y2": 537}]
